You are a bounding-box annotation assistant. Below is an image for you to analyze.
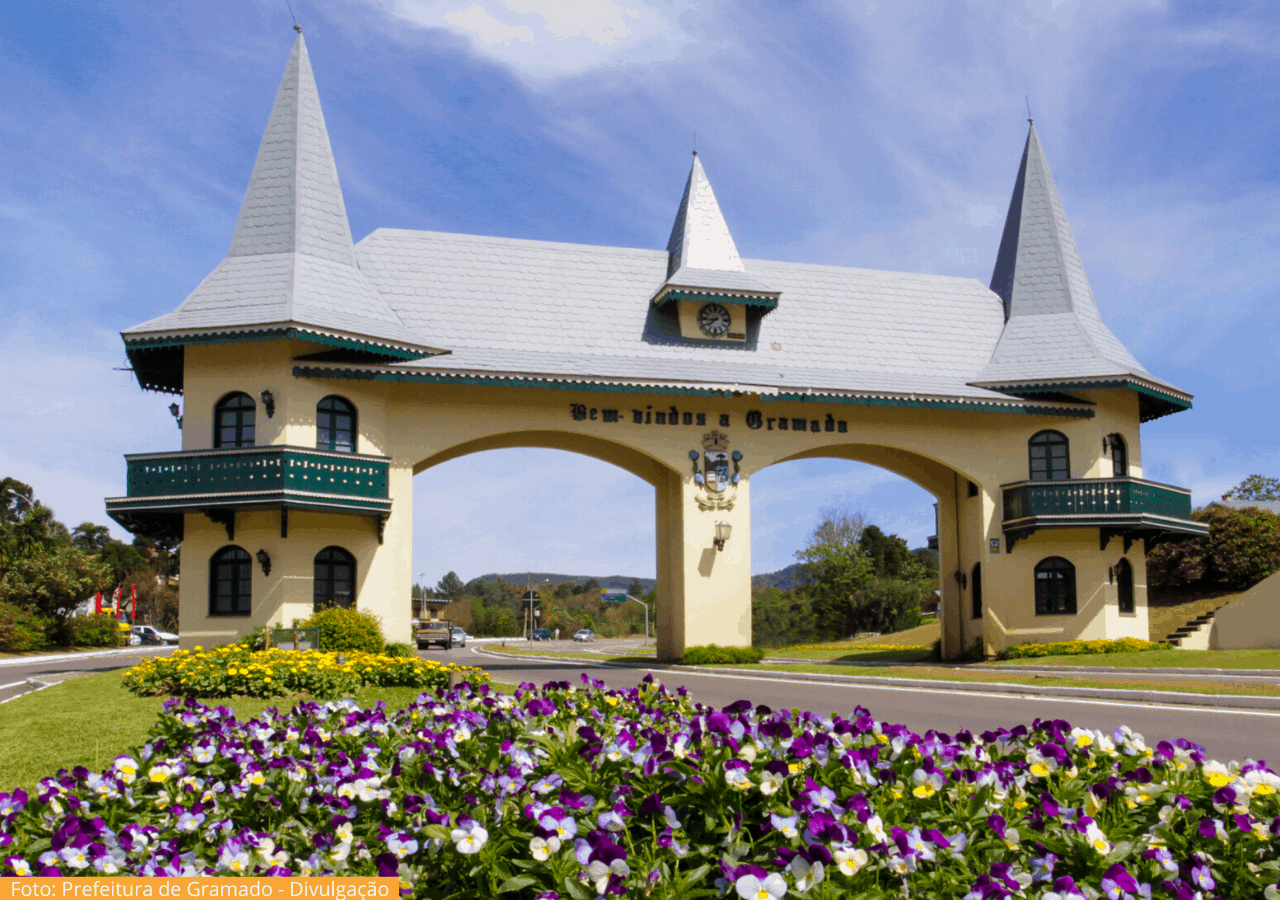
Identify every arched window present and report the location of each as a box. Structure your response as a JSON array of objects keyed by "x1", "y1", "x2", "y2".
[
  {"x1": 1116, "y1": 558, "x2": 1135, "y2": 614},
  {"x1": 1034, "y1": 557, "x2": 1077, "y2": 615},
  {"x1": 214, "y1": 392, "x2": 256, "y2": 449},
  {"x1": 1028, "y1": 430, "x2": 1070, "y2": 481},
  {"x1": 1109, "y1": 433, "x2": 1128, "y2": 477},
  {"x1": 314, "y1": 546, "x2": 356, "y2": 611},
  {"x1": 209, "y1": 546, "x2": 252, "y2": 616},
  {"x1": 316, "y1": 396, "x2": 357, "y2": 453},
  {"x1": 971, "y1": 563, "x2": 983, "y2": 619}
]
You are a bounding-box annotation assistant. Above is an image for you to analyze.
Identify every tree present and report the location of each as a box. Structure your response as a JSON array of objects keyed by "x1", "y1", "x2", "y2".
[
  {"x1": 1147, "y1": 505, "x2": 1280, "y2": 592},
  {"x1": 808, "y1": 503, "x2": 866, "y2": 550},
  {"x1": 859, "y1": 526, "x2": 918, "y2": 579},
  {"x1": 795, "y1": 542, "x2": 874, "y2": 637},
  {"x1": 627, "y1": 578, "x2": 645, "y2": 596},
  {"x1": 436, "y1": 571, "x2": 466, "y2": 601},
  {"x1": 1224, "y1": 475, "x2": 1280, "y2": 502},
  {"x1": 71, "y1": 523, "x2": 112, "y2": 553},
  {"x1": 0, "y1": 544, "x2": 112, "y2": 642},
  {"x1": 0, "y1": 479, "x2": 35, "y2": 525}
]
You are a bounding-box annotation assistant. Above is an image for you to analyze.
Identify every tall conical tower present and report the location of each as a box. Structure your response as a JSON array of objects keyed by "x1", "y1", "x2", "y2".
[
  {"x1": 121, "y1": 34, "x2": 437, "y2": 393},
  {"x1": 974, "y1": 122, "x2": 1191, "y2": 420}
]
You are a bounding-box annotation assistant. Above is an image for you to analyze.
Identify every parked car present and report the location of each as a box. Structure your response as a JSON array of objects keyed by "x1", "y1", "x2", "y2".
[
  {"x1": 131, "y1": 624, "x2": 179, "y2": 645},
  {"x1": 527, "y1": 628, "x2": 554, "y2": 641},
  {"x1": 451, "y1": 626, "x2": 467, "y2": 648},
  {"x1": 573, "y1": 629, "x2": 595, "y2": 642}
]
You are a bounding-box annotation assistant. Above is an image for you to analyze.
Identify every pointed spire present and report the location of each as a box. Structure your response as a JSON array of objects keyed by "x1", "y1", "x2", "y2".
[
  {"x1": 121, "y1": 34, "x2": 439, "y2": 363},
  {"x1": 665, "y1": 152, "x2": 746, "y2": 277},
  {"x1": 228, "y1": 33, "x2": 356, "y2": 266},
  {"x1": 976, "y1": 122, "x2": 1157, "y2": 387},
  {"x1": 652, "y1": 153, "x2": 779, "y2": 307}
]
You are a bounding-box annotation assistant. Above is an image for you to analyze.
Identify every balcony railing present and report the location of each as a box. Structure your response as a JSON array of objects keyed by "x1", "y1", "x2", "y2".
[
  {"x1": 1001, "y1": 476, "x2": 1207, "y2": 552},
  {"x1": 106, "y1": 445, "x2": 392, "y2": 541}
]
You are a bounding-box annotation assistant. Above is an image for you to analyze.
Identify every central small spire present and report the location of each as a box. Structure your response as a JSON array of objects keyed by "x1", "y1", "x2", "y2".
[{"x1": 664, "y1": 154, "x2": 746, "y2": 278}]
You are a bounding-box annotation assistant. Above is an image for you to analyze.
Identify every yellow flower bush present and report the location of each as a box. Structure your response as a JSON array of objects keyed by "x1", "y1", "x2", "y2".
[
  {"x1": 121, "y1": 645, "x2": 488, "y2": 699},
  {"x1": 1000, "y1": 637, "x2": 1171, "y2": 659}
]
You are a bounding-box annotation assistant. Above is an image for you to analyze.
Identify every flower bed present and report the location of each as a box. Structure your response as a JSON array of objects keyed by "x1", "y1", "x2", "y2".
[
  {"x1": 2, "y1": 676, "x2": 1277, "y2": 898},
  {"x1": 1000, "y1": 639, "x2": 1172, "y2": 660},
  {"x1": 120, "y1": 646, "x2": 488, "y2": 699}
]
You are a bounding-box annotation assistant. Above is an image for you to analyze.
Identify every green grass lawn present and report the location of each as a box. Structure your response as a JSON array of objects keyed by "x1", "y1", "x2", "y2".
[
  {"x1": 731, "y1": 662, "x2": 1280, "y2": 699},
  {"x1": 0, "y1": 672, "x2": 517, "y2": 795},
  {"x1": 984, "y1": 649, "x2": 1280, "y2": 669}
]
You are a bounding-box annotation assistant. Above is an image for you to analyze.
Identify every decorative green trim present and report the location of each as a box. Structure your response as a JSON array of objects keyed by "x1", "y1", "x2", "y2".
[
  {"x1": 980, "y1": 378, "x2": 1192, "y2": 422},
  {"x1": 124, "y1": 328, "x2": 435, "y2": 361},
  {"x1": 655, "y1": 290, "x2": 779, "y2": 309},
  {"x1": 762, "y1": 392, "x2": 1095, "y2": 418},
  {"x1": 294, "y1": 365, "x2": 1096, "y2": 416}
]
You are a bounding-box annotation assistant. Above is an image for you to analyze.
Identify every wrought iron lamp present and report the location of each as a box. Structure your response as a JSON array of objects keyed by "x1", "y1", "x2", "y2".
[
  {"x1": 260, "y1": 389, "x2": 276, "y2": 418},
  {"x1": 256, "y1": 549, "x2": 272, "y2": 576},
  {"x1": 954, "y1": 570, "x2": 968, "y2": 589},
  {"x1": 168, "y1": 403, "x2": 183, "y2": 430},
  {"x1": 713, "y1": 521, "x2": 732, "y2": 551}
]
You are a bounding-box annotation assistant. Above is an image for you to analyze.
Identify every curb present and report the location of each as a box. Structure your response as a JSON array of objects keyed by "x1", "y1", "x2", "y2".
[
  {"x1": 762, "y1": 657, "x2": 1280, "y2": 678},
  {"x1": 472, "y1": 648, "x2": 1280, "y2": 712},
  {"x1": 0, "y1": 646, "x2": 170, "y2": 669}
]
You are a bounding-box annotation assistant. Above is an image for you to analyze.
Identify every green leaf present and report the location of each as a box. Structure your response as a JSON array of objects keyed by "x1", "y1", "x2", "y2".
[
  {"x1": 497, "y1": 875, "x2": 537, "y2": 893},
  {"x1": 680, "y1": 864, "x2": 711, "y2": 887},
  {"x1": 563, "y1": 875, "x2": 590, "y2": 900},
  {"x1": 422, "y1": 824, "x2": 452, "y2": 841}
]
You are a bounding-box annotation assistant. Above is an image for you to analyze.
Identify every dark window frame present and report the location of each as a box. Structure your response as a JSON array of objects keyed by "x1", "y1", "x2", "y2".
[
  {"x1": 209, "y1": 545, "x2": 252, "y2": 617},
  {"x1": 316, "y1": 396, "x2": 357, "y2": 454},
  {"x1": 971, "y1": 563, "x2": 983, "y2": 619},
  {"x1": 1109, "y1": 433, "x2": 1128, "y2": 477},
  {"x1": 1116, "y1": 557, "x2": 1135, "y2": 615},
  {"x1": 314, "y1": 546, "x2": 357, "y2": 612},
  {"x1": 1034, "y1": 556, "x2": 1077, "y2": 615},
  {"x1": 1028, "y1": 430, "x2": 1070, "y2": 481},
  {"x1": 214, "y1": 392, "x2": 256, "y2": 449}
]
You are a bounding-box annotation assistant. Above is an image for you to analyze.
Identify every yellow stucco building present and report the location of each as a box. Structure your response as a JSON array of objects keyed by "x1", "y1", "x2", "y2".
[{"x1": 106, "y1": 35, "x2": 1206, "y2": 659}]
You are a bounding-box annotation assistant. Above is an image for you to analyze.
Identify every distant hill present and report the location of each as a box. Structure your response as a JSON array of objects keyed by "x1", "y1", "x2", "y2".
[
  {"x1": 466, "y1": 573, "x2": 657, "y2": 592},
  {"x1": 751, "y1": 563, "x2": 808, "y2": 591}
]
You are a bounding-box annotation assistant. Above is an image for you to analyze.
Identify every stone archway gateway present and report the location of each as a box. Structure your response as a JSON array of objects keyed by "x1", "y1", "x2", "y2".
[{"x1": 106, "y1": 35, "x2": 1207, "y2": 660}]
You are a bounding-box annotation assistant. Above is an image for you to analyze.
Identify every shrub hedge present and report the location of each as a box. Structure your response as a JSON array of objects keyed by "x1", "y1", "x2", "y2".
[
  {"x1": 68, "y1": 613, "x2": 125, "y2": 648},
  {"x1": 0, "y1": 602, "x2": 49, "y2": 652},
  {"x1": 680, "y1": 643, "x2": 765, "y2": 665},
  {"x1": 299, "y1": 607, "x2": 384, "y2": 654},
  {"x1": 1147, "y1": 504, "x2": 1280, "y2": 592},
  {"x1": 999, "y1": 637, "x2": 1171, "y2": 659}
]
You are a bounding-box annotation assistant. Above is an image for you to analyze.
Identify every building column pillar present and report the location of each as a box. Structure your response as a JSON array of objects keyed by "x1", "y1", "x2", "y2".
[{"x1": 654, "y1": 471, "x2": 752, "y2": 660}]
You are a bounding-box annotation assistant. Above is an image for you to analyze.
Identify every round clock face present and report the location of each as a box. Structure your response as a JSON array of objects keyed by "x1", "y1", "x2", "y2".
[{"x1": 697, "y1": 303, "x2": 732, "y2": 337}]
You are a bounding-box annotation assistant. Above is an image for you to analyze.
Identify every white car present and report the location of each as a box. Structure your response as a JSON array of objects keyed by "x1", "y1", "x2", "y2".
[
  {"x1": 450, "y1": 626, "x2": 467, "y2": 648},
  {"x1": 572, "y1": 629, "x2": 595, "y2": 642},
  {"x1": 131, "y1": 624, "x2": 180, "y2": 645}
]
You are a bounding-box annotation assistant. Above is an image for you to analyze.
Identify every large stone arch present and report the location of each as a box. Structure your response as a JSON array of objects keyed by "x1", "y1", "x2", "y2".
[{"x1": 757, "y1": 441, "x2": 988, "y2": 659}]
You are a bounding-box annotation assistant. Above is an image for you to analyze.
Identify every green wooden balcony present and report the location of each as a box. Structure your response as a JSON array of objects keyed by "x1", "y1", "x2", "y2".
[
  {"x1": 1001, "y1": 476, "x2": 1207, "y2": 552},
  {"x1": 106, "y1": 446, "x2": 392, "y2": 542}
]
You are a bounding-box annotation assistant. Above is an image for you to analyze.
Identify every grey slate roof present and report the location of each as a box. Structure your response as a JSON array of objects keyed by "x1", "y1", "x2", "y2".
[
  {"x1": 122, "y1": 35, "x2": 436, "y2": 356},
  {"x1": 122, "y1": 40, "x2": 1188, "y2": 416},
  {"x1": 974, "y1": 124, "x2": 1180, "y2": 396}
]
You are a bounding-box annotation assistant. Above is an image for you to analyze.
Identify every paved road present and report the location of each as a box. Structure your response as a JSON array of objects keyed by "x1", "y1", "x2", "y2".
[
  {"x1": 0, "y1": 647, "x2": 171, "y2": 704},
  {"x1": 433, "y1": 642, "x2": 1280, "y2": 765}
]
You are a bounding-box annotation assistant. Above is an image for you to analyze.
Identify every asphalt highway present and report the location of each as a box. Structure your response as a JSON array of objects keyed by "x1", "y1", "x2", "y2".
[
  {"x1": 3, "y1": 643, "x2": 1276, "y2": 765},
  {"x1": 448, "y1": 643, "x2": 1280, "y2": 765}
]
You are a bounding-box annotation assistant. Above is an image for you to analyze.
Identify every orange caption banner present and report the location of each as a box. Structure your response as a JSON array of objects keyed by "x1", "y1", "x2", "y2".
[{"x1": 5, "y1": 879, "x2": 400, "y2": 900}]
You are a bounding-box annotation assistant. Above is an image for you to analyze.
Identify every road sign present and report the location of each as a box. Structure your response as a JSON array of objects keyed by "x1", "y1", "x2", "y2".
[{"x1": 601, "y1": 591, "x2": 627, "y2": 603}]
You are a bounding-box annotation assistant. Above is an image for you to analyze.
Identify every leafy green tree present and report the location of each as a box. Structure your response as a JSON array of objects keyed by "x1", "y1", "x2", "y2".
[
  {"x1": 436, "y1": 571, "x2": 466, "y2": 601},
  {"x1": 1147, "y1": 505, "x2": 1280, "y2": 592},
  {"x1": 751, "y1": 587, "x2": 818, "y2": 647},
  {"x1": 1224, "y1": 475, "x2": 1280, "y2": 502},
  {"x1": 796, "y1": 541, "x2": 874, "y2": 638},
  {"x1": 0, "y1": 544, "x2": 112, "y2": 642},
  {"x1": 859, "y1": 525, "x2": 919, "y2": 579},
  {"x1": 628, "y1": 578, "x2": 645, "y2": 596},
  {"x1": 71, "y1": 523, "x2": 112, "y2": 553}
]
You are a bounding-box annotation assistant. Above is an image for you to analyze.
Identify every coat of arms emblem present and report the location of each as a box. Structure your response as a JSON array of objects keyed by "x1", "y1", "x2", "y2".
[{"x1": 690, "y1": 431, "x2": 743, "y2": 511}]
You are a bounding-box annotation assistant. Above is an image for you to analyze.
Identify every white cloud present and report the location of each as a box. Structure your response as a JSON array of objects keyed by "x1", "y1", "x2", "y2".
[
  {"x1": 961, "y1": 203, "x2": 1000, "y2": 228},
  {"x1": 367, "y1": 0, "x2": 695, "y2": 77}
]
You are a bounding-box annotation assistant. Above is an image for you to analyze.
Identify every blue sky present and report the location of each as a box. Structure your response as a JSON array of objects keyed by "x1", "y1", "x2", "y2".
[{"x1": 2, "y1": 0, "x2": 1278, "y2": 587}]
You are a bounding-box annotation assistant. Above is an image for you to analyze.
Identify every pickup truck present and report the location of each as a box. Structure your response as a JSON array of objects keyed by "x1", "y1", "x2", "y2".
[{"x1": 416, "y1": 619, "x2": 453, "y2": 650}]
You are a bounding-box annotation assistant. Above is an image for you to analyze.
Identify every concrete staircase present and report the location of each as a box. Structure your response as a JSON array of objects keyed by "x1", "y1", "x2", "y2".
[{"x1": 1164, "y1": 602, "x2": 1233, "y2": 649}]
